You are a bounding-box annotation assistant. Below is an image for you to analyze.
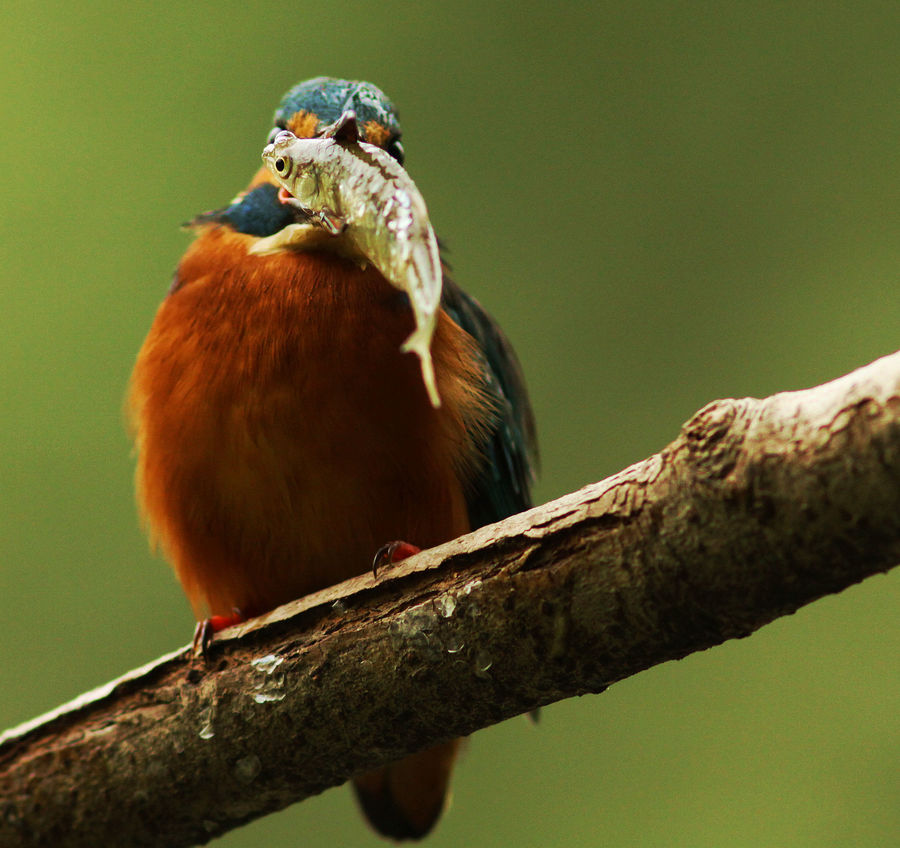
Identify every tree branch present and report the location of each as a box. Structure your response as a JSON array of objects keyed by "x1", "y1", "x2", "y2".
[{"x1": 3, "y1": 350, "x2": 900, "y2": 847}]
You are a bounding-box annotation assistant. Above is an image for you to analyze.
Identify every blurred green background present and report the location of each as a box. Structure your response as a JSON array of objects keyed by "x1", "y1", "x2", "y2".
[{"x1": 2, "y1": 2, "x2": 898, "y2": 846}]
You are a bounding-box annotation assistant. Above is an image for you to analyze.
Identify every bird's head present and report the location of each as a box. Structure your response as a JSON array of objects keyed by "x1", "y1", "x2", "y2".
[
  {"x1": 196, "y1": 77, "x2": 403, "y2": 237},
  {"x1": 270, "y1": 77, "x2": 404, "y2": 163}
]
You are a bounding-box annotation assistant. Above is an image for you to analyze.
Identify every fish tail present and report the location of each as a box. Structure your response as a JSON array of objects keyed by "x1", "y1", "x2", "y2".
[{"x1": 401, "y1": 329, "x2": 441, "y2": 408}]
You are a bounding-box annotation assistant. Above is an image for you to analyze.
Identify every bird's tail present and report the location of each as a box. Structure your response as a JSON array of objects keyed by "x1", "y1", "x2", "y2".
[{"x1": 352, "y1": 739, "x2": 460, "y2": 840}]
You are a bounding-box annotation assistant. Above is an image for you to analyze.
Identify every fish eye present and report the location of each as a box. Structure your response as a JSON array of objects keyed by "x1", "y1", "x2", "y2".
[{"x1": 274, "y1": 158, "x2": 288, "y2": 174}]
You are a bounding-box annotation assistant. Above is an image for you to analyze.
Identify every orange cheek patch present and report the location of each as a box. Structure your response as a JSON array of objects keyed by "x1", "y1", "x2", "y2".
[
  {"x1": 285, "y1": 112, "x2": 391, "y2": 147},
  {"x1": 363, "y1": 121, "x2": 390, "y2": 147},
  {"x1": 287, "y1": 110, "x2": 321, "y2": 138}
]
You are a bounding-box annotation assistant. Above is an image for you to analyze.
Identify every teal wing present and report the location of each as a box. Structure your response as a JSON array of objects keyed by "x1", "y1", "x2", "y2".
[{"x1": 441, "y1": 276, "x2": 537, "y2": 527}]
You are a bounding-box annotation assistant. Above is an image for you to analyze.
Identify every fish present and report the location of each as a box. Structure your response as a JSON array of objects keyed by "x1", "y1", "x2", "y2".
[{"x1": 252, "y1": 112, "x2": 443, "y2": 408}]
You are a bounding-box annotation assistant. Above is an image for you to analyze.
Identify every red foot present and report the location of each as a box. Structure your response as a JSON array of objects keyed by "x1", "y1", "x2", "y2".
[
  {"x1": 192, "y1": 610, "x2": 245, "y2": 658},
  {"x1": 372, "y1": 540, "x2": 421, "y2": 577},
  {"x1": 209, "y1": 612, "x2": 245, "y2": 631}
]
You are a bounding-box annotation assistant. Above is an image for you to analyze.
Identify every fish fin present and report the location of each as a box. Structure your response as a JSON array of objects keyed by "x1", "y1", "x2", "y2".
[
  {"x1": 314, "y1": 209, "x2": 347, "y2": 235},
  {"x1": 320, "y1": 109, "x2": 361, "y2": 143},
  {"x1": 248, "y1": 223, "x2": 320, "y2": 255},
  {"x1": 352, "y1": 740, "x2": 459, "y2": 841}
]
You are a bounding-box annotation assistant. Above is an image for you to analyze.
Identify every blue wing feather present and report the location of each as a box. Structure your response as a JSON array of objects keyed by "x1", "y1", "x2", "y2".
[{"x1": 440, "y1": 276, "x2": 537, "y2": 528}]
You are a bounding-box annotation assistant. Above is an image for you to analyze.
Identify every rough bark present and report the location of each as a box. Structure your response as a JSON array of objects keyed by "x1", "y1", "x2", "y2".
[{"x1": 2, "y1": 350, "x2": 900, "y2": 848}]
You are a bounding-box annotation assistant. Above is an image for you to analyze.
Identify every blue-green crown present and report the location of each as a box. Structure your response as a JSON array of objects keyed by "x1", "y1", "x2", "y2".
[{"x1": 273, "y1": 77, "x2": 402, "y2": 143}]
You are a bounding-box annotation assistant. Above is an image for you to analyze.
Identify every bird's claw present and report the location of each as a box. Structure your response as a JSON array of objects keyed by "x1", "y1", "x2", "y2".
[
  {"x1": 191, "y1": 610, "x2": 245, "y2": 659},
  {"x1": 372, "y1": 540, "x2": 422, "y2": 578}
]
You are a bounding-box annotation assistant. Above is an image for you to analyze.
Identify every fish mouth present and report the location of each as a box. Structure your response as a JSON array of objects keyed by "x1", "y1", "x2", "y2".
[{"x1": 275, "y1": 185, "x2": 312, "y2": 226}]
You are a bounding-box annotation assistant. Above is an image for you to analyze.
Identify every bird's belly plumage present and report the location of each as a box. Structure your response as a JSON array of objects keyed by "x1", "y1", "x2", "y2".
[{"x1": 130, "y1": 227, "x2": 485, "y2": 618}]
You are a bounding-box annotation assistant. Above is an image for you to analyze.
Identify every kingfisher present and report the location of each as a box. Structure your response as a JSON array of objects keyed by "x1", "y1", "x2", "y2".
[{"x1": 129, "y1": 76, "x2": 537, "y2": 840}]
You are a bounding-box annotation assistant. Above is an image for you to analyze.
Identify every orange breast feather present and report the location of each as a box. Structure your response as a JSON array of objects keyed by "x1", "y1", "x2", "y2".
[{"x1": 129, "y1": 225, "x2": 491, "y2": 618}]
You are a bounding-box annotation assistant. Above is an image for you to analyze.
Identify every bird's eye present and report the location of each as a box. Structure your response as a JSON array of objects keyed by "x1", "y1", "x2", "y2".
[{"x1": 274, "y1": 158, "x2": 288, "y2": 174}]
